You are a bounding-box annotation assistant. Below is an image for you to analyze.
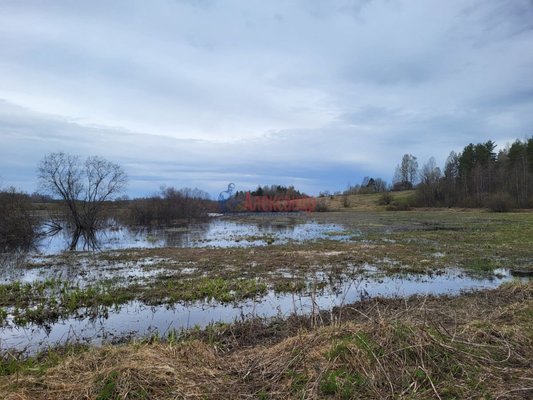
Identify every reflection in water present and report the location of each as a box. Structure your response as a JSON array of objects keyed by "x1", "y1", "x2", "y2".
[
  {"x1": 34, "y1": 217, "x2": 351, "y2": 255},
  {"x1": 68, "y1": 229, "x2": 99, "y2": 251},
  {"x1": 0, "y1": 268, "x2": 525, "y2": 355}
]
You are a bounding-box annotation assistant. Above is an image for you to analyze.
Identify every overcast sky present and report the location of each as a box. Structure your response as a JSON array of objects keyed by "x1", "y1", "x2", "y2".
[{"x1": 1, "y1": 0, "x2": 532, "y2": 197}]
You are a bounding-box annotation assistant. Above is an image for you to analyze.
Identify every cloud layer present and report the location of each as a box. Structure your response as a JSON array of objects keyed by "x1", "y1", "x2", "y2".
[{"x1": 1, "y1": 0, "x2": 532, "y2": 196}]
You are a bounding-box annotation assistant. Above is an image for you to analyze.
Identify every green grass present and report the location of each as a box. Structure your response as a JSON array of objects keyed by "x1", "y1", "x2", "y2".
[
  {"x1": 319, "y1": 368, "x2": 364, "y2": 398},
  {"x1": 0, "y1": 307, "x2": 7, "y2": 326},
  {"x1": 96, "y1": 370, "x2": 120, "y2": 400},
  {"x1": 158, "y1": 277, "x2": 268, "y2": 303},
  {"x1": 0, "y1": 276, "x2": 270, "y2": 325},
  {"x1": 0, "y1": 279, "x2": 136, "y2": 326},
  {"x1": 272, "y1": 279, "x2": 306, "y2": 293}
]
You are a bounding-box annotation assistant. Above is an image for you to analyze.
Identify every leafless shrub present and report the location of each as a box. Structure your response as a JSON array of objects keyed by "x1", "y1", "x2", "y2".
[
  {"x1": 314, "y1": 198, "x2": 329, "y2": 212},
  {"x1": 377, "y1": 192, "x2": 394, "y2": 205},
  {"x1": 125, "y1": 187, "x2": 214, "y2": 225},
  {"x1": 486, "y1": 192, "x2": 514, "y2": 212},
  {"x1": 0, "y1": 188, "x2": 38, "y2": 251},
  {"x1": 341, "y1": 194, "x2": 350, "y2": 208}
]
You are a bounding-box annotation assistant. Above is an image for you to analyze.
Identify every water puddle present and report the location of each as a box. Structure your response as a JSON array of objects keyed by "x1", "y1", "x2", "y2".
[
  {"x1": 0, "y1": 268, "x2": 524, "y2": 355},
  {"x1": 0, "y1": 256, "x2": 177, "y2": 286}
]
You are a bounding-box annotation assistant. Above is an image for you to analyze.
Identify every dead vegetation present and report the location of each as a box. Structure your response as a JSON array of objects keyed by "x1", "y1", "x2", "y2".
[
  {"x1": 2, "y1": 282, "x2": 532, "y2": 399},
  {"x1": 0, "y1": 189, "x2": 38, "y2": 251}
]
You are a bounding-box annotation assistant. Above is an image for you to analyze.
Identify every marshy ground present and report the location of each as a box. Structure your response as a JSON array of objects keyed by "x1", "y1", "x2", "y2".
[
  {"x1": 0, "y1": 205, "x2": 532, "y2": 398},
  {"x1": 1, "y1": 282, "x2": 532, "y2": 399}
]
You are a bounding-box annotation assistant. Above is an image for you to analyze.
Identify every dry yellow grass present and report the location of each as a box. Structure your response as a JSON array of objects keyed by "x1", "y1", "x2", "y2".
[
  {"x1": 2, "y1": 340, "x2": 237, "y2": 399},
  {"x1": 322, "y1": 191, "x2": 414, "y2": 211}
]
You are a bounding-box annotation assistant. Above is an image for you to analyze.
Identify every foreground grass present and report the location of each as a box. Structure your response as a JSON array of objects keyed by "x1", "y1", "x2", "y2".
[{"x1": 1, "y1": 281, "x2": 532, "y2": 399}]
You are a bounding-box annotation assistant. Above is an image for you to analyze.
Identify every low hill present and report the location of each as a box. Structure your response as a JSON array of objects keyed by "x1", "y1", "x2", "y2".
[{"x1": 320, "y1": 190, "x2": 414, "y2": 211}]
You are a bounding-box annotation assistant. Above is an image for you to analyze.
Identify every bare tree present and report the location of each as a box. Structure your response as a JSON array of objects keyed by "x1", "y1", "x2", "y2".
[
  {"x1": 420, "y1": 157, "x2": 441, "y2": 185},
  {"x1": 408, "y1": 155, "x2": 419, "y2": 186},
  {"x1": 38, "y1": 152, "x2": 127, "y2": 231},
  {"x1": 393, "y1": 154, "x2": 418, "y2": 189}
]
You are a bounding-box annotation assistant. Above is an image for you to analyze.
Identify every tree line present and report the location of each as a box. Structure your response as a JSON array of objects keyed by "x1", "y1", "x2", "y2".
[
  {"x1": 124, "y1": 186, "x2": 214, "y2": 225},
  {"x1": 403, "y1": 137, "x2": 533, "y2": 209}
]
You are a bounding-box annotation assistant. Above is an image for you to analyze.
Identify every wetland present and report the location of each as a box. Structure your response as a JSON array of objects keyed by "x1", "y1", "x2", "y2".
[{"x1": 1, "y1": 210, "x2": 531, "y2": 355}]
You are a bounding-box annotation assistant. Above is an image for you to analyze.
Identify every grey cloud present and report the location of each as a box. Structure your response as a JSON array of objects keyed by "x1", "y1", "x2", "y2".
[
  {"x1": 0, "y1": 0, "x2": 532, "y2": 195},
  {"x1": 462, "y1": 0, "x2": 533, "y2": 45}
]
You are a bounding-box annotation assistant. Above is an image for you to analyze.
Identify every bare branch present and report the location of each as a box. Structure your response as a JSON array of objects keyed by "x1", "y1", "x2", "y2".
[{"x1": 38, "y1": 152, "x2": 127, "y2": 230}]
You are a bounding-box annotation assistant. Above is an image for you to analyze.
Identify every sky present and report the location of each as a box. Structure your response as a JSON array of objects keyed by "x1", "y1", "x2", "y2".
[{"x1": 1, "y1": 0, "x2": 533, "y2": 198}]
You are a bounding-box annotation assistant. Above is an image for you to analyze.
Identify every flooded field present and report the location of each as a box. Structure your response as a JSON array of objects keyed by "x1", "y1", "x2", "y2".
[
  {"x1": 0, "y1": 267, "x2": 522, "y2": 354},
  {"x1": 1, "y1": 211, "x2": 532, "y2": 355},
  {"x1": 34, "y1": 216, "x2": 352, "y2": 254}
]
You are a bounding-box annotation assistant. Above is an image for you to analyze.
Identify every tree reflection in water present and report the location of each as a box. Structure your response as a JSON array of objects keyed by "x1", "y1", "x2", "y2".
[{"x1": 68, "y1": 229, "x2": 100, "y2": 251}]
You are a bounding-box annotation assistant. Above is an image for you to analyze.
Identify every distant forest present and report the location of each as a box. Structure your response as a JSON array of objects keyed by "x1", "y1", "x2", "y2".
[
  {"x1": 341, "y1": 136, "x2": 533, "y2": 210},
  {"x1": 412, "y1": 137, "x2": 533, "y2": 209}
]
